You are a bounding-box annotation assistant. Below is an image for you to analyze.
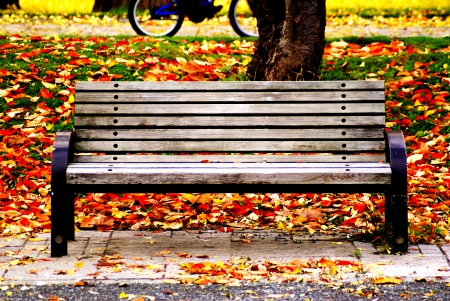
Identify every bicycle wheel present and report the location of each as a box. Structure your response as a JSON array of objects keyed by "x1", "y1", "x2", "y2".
[
  {"x1": 228, "y1": 0, "x2": 258, "y2": 37},
  {"x1": 128, "y1": 0, "x2": 185, "y2": 37}
]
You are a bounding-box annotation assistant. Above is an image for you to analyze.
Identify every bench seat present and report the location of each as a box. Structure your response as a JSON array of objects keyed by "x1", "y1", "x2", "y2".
[{"x1": 66, "y1": 162, "x2": 392, "y2": 186}]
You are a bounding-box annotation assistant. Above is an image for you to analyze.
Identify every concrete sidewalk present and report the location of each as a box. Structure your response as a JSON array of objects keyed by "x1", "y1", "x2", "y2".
[{"x1": 1, "y1": 230, "x2": 450, "y2": 285}]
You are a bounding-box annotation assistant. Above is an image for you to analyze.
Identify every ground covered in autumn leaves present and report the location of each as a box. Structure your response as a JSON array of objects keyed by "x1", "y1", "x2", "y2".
[{"x1": 0, "y1": 34, "x2": 450, "y2": 251}]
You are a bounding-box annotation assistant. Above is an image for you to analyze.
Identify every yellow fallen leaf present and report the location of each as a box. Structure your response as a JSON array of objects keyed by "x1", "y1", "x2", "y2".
[
  {"x1": 425, "y1": 109, "x2": 436, "y2": 118},
  {"x1": 75, "y1": 261, "x2": 84, "y2": 268},
  {"x1": 119, "y1": 292, "x2": 128, "y2": 299},
  {"x1": 277, "y1": 221, "x2": 285, "y2": 230},
  {"x1": 9, "y1": 260, "x2": 20, "y2": 266},
  {"x1": 242, "y1": 58, "x2": 251, "y2": 66},
  {"x1": 330, "y1": 40, "x2": 349, "y2": 48},
  {"x1": 41, "y1": 81, "x2": 56, "y2": 89},
  {"x1": 372, "y1": 276, "x2": 403, "y2": 284}
]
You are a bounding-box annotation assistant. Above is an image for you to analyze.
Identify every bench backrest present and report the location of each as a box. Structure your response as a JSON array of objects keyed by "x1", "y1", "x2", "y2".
[{"x1": 73, "y1": 81, "x2": 386, "y2": 163}]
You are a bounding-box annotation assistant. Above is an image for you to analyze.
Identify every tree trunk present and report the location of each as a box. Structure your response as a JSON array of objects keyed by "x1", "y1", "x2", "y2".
[{"x1": 246, "y1": 0, "x2": 326, "y2": 81}]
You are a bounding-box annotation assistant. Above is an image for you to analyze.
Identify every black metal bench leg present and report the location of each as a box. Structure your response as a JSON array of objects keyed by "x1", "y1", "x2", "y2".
[
  {"x1": 390, "y1": 190, "x2": 408, "y2": 253},
  {"x1": 51, "y1": 131, "x2": 74, "y2": 257},
  {"x1": 66, "y1": 192, "x2": 75, "y2": 241},
  {"x1": 385, "y1": 130, "x2": 408, "y2": 253},
  {"x1": 51, "y1": 188, "x2": 69, "y2": 256},
  {"x1": 384, "y1": 190, "x2": 393, "y2": 227}
]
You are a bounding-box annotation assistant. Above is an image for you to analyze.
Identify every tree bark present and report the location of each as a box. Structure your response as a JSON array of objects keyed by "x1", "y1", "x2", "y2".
[{"x1": 246, "y1": 0, "x2": 326, "y2": 81}]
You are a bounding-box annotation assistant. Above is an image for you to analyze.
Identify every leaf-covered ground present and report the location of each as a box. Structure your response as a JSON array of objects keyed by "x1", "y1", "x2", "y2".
[{"x1": 0, "y1": 34, "x2": 450, "y2": 251}]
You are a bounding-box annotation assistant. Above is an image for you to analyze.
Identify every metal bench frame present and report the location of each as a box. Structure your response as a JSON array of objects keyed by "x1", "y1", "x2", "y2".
[{"x1": 51, "y1": 81, "x2": 408, "y2": 256}]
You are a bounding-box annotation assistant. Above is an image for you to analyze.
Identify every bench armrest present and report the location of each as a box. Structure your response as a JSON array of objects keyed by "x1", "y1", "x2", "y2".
[
  {"x1": 51, "y1": 130, "x2": 74, "y2": 256},
  {"x1": 52, "y1": 130, "x2": 75, "y2": 179},
  {"x1": 385, "y1": 130, "x2": 408, "y2": 252},
  {"x1": 385, "y1": 130, "x2": 407, "y2": 187}
]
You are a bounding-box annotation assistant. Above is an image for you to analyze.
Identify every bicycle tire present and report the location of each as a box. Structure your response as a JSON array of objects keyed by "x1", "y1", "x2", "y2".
[
  {"x1": 228, "y1": 0, "x2": 258, "y2": 37},
  {"x1": 128, "y1": 0, "x2": 185, "y2": 37}
]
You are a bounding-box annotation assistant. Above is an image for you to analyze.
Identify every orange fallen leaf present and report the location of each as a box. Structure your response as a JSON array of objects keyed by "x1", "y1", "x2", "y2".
[
  {"x1": 372, "y1": 276, "x2": 403, "y2": 284},
  {"x1": 176, "y1": 252, "x2": 192, "y2": 258}
]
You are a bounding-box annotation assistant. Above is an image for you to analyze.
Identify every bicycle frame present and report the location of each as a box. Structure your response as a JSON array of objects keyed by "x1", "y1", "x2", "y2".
[
  {"x1": 129, "y1": 0, "x2": 257, "y2": 37},
  {"x1": 153, "y1": 1, "x2": 180, "y2": 17}
]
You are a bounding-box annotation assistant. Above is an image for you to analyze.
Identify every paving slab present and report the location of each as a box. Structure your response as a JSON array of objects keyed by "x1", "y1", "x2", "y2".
[
  {"x1": 354, "y1": 241, "x2": 450, "y2": 281},
  {"x1": 0, "y1": 230, "x2": 449, "y2": 285}
]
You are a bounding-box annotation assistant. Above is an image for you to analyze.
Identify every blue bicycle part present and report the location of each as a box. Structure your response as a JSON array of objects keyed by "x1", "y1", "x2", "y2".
[{"x1": 128, "y1": 0, "x2": 185, "y2": 37}]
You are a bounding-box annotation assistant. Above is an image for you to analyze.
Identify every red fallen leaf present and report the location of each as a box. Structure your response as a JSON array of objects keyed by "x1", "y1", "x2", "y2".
[
  {"x1": 335, "y1": 260, "x2": 360, "y2": 267},
  {"x1": 0, "y1": 43, "x2": 18, "y2": 49},
  {"x1": 67, "y1": 58, "x2": 92, "y2": 66},
  {"x1": 40, "y1": 88, "x2": 53, "y2": 99},
  {"x1": 163, "y1": 290, "x2": 174, "y2": 295},
  {"x1": 219, "y1": 227, "x2": 232, "y2": 233},
  {"x1": 29, "y1": 36, "x2": 43, "y2": 42},
  {"x1": 431, "y1": 153, "x2": 445, "y2": 159},
  {"x1": 67, "y1": 50, "x2": 80, "y2": 58}
]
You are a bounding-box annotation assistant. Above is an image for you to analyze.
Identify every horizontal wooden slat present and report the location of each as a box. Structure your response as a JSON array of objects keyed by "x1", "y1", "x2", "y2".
[
  {"x1": 74, "y1": 154, "x2": 387, "y2": 163},
  {"x1": 74, "y1": 140, "x2": 386, "y2": 152},
  {"x1": 75, "y1": 128, "x2": 385, "y2": 140},
  {"x1": 75, "y1": 91, "x2": 385, "y2": 103},
  {"x1": 76, "y1": 81, "x2": 385, "y2": 91},
  {"x1": 74, "y1": 103, "x2": 385, "y2": 115},
  {"x1": 66, "y1": 163, "x2": 391, "y2": 185},
  {"x1": 75, "y1": 115, "x2": 386, "y2": 127},
  {"x1": 69, "y1": 162, "x2": 391, "y2": 168}
]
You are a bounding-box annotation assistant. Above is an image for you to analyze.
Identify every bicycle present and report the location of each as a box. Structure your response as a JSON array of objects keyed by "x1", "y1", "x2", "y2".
[{"x1": 128, "y1": 0, "x2": 258, "y2": 37}]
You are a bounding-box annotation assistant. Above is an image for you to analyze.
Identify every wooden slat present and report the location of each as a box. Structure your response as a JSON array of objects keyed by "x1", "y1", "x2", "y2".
[
  {"x1": 75, "y1": 91, "x2": 385, "y2": 103},
  {"x1": 74, "y1": 154, "x2": 387, "y2": 163},
  {"x1": 69, "y1": 162, "x2": 391, "y2": 168},
  {"x1": 74, "y1": 140, "x2": 386, "y2": 152},
  {"x1": 66, "y1": 163, "x2": 391, "y2": 185},
  {"x1": 74, "y1": 103, "x2": 385, "y2": 115},
  {"x1": 76, "y1": 81, "x2": 385, "y2": 91},
  {"x1": 75, "y1": 115, "x2": 386, "y2": 127},
  {"x1": 75, "y1": 128, "x2": 385, "y2": 140}
]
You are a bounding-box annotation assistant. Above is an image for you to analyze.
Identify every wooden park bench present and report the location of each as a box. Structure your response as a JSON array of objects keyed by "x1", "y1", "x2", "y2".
[{"x1": 51, "y1": 81, "x2": 407, "y2": 257}]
